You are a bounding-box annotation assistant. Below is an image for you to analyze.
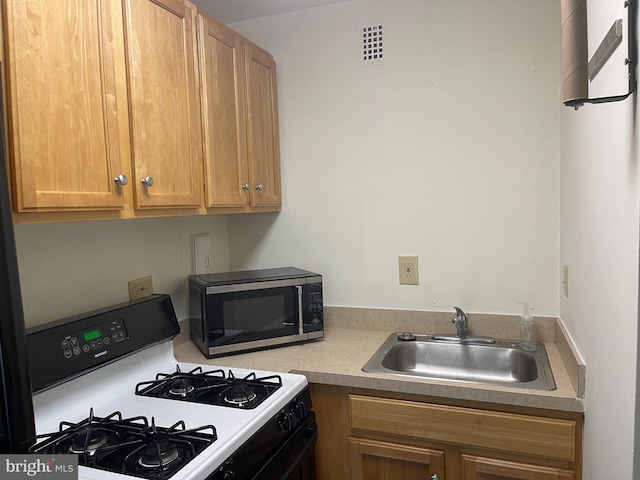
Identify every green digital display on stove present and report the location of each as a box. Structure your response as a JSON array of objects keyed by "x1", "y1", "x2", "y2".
[{"x1": 83, "y1": 329, "x2": 101, "y2": 342}]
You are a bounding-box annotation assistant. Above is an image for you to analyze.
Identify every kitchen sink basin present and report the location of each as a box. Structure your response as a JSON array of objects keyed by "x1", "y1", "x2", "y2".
[{"x1": 362, "y1": 333, "x2": 556, "y2": 390}]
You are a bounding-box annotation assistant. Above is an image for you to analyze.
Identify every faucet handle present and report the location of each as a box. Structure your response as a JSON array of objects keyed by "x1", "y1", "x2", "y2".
[
  {"x1": 453, "y1": 306, "x2": 466, "y2": 320},
  {"x1": 452, "y1": 307, "x2": 468, "y2": 338}
]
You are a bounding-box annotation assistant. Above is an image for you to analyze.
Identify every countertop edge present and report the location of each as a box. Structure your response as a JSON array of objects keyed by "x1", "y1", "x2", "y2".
[{"x1": 289, "y1": 368, "x2": 585, "y2": 413}]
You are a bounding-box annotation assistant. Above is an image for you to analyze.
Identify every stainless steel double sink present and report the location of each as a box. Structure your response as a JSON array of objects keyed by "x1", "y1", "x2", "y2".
[{"x1": 362, "y1": 332, "x2": 556, "y2": 391}]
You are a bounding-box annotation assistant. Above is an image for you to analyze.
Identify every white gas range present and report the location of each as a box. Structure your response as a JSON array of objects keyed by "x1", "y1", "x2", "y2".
[{"x1": 26, "y1": 295, "x2": 317, "y2": 480}]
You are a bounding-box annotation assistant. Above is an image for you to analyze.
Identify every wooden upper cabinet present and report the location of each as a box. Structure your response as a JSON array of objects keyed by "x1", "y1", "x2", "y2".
[
  {"x1": 197, "y1": 14, "x2": 248, "y2": 207},
  {"x1": 244, "y1": 43, "x2": 281, "y2": 208},
  {"x1": 3, "y1": 0, "x2": 130, "y2": 211},
  {"x1": 122, "y1": 0, "x2": 201, "y2": 209},
  {"x1": 3, "y1": 0, "x2": 281, "y2": 220},
  {"x1": 197, "y1": 13, "x2": 281, "y2": 211}
]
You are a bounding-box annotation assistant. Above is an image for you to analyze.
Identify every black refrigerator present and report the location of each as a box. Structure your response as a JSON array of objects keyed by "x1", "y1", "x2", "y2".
[{"x1": 0, "y1": 86, "x2": 36, "y2": 452}]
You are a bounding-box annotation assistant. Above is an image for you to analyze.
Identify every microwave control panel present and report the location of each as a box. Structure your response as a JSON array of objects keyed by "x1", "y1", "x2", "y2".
[
  {"x1": 305, "y1": 283, "x2": 323, "y2": 325},
  {"x1": 60, "y1": 319, "x2": 129, "y2": 360}
]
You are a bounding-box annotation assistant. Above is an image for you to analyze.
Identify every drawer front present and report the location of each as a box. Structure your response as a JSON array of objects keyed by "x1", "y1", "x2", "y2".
[{"x1": 349, "y1": 395, "x2": 575, "y2": 461}]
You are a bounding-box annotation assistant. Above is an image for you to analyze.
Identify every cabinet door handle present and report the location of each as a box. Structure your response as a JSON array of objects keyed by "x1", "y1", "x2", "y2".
[
  {"x1": 141, "y1": 176, "x2": 154, "y2": 187},
  {"x1": 255, "y1": 184, "x2": 264, "y2": 191},
  {"x1": 114, "y1": 174, "x2": 128, "y2": 186},
  {"x1": 242, "y1": 183, "x2": 250, "y2": 191},
  {"x1": 430, "y1": 475, "x2": 439, "y2": 480}
]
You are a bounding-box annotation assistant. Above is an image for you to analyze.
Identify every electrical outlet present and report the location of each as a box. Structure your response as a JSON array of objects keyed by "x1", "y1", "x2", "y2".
[
  {"x1": 128, "y1": 276, "x2": 153, "y2": 301},
  {"x1": 399, "y1": 256, "x2": 419, "y2": 285}
]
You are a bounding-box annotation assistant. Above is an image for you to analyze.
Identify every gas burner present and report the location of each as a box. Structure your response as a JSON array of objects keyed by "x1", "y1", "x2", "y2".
[
  {"x1": 222, "y1": 386, "x2": 258, "y2": 407},
  {"x1": 137, "y1": 440, "x2": 181, "y2": 470},
  {"x1": 69, "y1": 428, "x2": 111, "y2": 455},
  {"x1": 168, "y1": 379, "x2": 195, "y2": 397}
]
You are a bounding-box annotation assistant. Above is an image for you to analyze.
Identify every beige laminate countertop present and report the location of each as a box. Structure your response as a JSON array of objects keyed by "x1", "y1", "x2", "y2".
[{"x1": 173, "y1": 325, "x2": 584, "y2": 414}]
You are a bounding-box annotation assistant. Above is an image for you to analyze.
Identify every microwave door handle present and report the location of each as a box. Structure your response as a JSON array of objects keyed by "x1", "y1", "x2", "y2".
[{"x1": 296, "y1": 286, "x2": 304, "y2": 336}]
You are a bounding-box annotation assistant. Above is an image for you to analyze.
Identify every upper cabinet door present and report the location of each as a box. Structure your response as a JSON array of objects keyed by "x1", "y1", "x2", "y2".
[
  {"x1": 4, "y1": 0, "x2": 130, "y2": 211},
  {"x1": 197, "y1": 14, "x2": 248, "y2": 207},
  {"x1": 244, "y1": 44, "x2": 281, "y2": 208},
  {"x1": 123, "y1": 0, "x2": 201, "y2": 209}
]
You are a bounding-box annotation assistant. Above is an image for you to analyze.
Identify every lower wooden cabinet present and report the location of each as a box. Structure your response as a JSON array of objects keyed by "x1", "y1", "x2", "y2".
[
  {"x1": 309, "y1": 384, "x2": 582, "y2": 480},
  {"x1": 349, "y1": 437, "x2": 444, "y2": 480}
]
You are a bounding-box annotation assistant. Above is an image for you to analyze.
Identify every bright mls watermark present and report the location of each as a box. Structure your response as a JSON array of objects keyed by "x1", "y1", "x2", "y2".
[{"x1": 1, "y1": 455, "x2": 77, "y2": 480}]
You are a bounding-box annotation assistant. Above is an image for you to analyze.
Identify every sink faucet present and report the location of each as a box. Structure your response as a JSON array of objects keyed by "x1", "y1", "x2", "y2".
[{"x1": 452, "y1": 307, "x2": 468, "y2": 338}]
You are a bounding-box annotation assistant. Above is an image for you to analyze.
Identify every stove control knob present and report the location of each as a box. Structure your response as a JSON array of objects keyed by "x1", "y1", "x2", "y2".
[
  {"x1": 292, "y1": 400, "x2": 308, "y2": 419},
  {"x1": 277, "y1": 411, "x2": 295, "y2": 431},
  {"x1": 221, "y1": 471, "x2": 235, "y2": 480}
]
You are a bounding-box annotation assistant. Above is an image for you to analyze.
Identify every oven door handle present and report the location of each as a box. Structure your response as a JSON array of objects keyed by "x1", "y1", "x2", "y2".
[{"x1": 253, "y1": 413, "x2": 318, "y2": 480}]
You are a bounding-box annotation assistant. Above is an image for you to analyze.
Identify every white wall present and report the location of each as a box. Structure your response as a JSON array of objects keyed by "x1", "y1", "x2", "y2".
[
  {"x1": 559, "y1": 1, "x2": 640, "y2": 477},
  {"x1": 226, "y1": 0, "x2": 561, "y2": 316},
  {"x1": 224, "y1": 1, "x2": 640, "y2": 476},
  {"x1": 14, "y1": 216, "x2": 230, "y2": 327}
]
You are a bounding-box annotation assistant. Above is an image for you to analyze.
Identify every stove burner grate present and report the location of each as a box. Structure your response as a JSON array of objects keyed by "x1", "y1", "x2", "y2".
[
  {"x1": 29, "y1": 409, "x2": 217, "y2": 480},
  {"x1": 135, "y1": 367, "x2": 283, "y2": 409}
]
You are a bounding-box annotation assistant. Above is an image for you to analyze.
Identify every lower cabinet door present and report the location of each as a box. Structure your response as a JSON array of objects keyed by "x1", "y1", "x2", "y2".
[
  {"x1": 461, "y1": 455, "x2": 574, "y2": 480},
  {"x1": 349, "y1": 437, "x2": 444, "y2": 480}
]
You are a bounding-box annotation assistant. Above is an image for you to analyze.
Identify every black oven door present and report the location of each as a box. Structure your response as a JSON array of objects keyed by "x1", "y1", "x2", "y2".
[
  {"x1": 253, "y1": 412, "x2": 318, "y2": 480},
  {"x1": 207, "y1": 411, "x2": 318, "y2": 480}
]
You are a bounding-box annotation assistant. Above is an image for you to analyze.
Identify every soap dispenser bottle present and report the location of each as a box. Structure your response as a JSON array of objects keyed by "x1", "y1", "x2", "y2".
[{"x1": 519, "y1": 302, "x2": 536, "y2": 351}]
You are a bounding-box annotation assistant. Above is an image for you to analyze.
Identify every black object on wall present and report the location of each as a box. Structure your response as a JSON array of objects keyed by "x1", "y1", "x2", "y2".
[{"x1": 0, "y1": 76, "x2": 35, "y2": 452}]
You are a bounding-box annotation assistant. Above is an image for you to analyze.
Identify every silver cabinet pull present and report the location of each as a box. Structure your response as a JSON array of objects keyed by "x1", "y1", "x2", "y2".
[
  {"x1": 141, "y1": 176, "x2": 154, "y2": 187},
  {"x1": 114, "y1": 174, "x2": 128, "y2": 186},
  {"x1": 430, "y1": 475, "x2": 439, "y2": 480},
  {"x1": 242, "y1": 183, "x2": 250, "y2": 190},
  {"x1": 255, "y1": 184, "x2": 264, "y2": 191}
]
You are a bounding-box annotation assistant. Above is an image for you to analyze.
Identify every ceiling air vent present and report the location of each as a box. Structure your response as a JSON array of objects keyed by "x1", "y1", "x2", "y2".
[{"x1": 357, "y1": 23, "x2": 385, "y2": 67}]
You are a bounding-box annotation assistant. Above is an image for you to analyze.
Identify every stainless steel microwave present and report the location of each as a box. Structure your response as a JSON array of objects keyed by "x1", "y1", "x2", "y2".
[{"x1": 189, "y1": 267, "x2": 324, "y2": 358}]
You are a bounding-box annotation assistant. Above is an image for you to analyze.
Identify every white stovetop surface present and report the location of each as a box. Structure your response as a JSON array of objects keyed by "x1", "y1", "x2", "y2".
[{"x1": 32, "y1": 342, "x2": 308, "y2": 480}]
